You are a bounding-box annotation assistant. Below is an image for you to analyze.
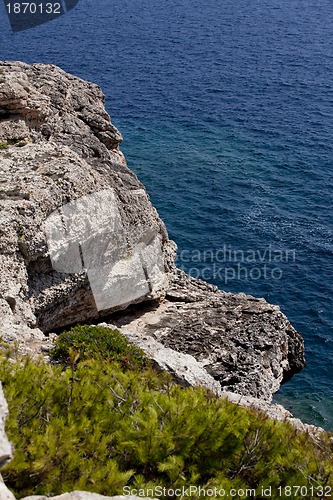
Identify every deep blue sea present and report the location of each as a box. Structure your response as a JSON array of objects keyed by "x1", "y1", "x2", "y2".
[{"x1": 1, "y1": 0, "x2": 332, "y2": 429}]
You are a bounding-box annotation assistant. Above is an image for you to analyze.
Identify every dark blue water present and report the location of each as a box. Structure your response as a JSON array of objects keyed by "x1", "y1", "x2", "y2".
[{"x1": 1, "y1": 0, "x2": 332, "y2": 429}]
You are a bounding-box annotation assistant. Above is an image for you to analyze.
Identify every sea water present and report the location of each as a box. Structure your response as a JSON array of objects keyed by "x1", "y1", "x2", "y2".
[{"x1": 1, "y1": 0, "x2": 332, "y2": 429}]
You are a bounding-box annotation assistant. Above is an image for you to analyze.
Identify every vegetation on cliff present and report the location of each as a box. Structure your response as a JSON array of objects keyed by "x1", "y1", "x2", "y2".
[
  {"x1": 1, "y1": 326, "x2": 332, "y2": 499},
  {"x1": 50, "y1": 324, "x2": 148, "y2": 370}
]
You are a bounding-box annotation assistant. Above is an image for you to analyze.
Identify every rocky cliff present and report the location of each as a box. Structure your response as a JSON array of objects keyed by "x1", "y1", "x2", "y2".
[
  {"x1": 0, "y1": 59, "x2": 314, "y2": 500},
  {"x1": 0, "y1": 61, "x2": 174, "y2": 345},
  {"x1": 0, "y1": 60, "x2": 305, "y2": 401}
]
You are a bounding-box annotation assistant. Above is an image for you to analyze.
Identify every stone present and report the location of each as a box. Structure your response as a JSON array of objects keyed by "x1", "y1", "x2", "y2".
[
  {"x1": 101, "y1": 322, "x2": 223, "y2": 395},
  {"x1": 104, "y1": 322, "x2": 317, "y2": 434},
  {"x1": 0, "y1": 479, "x2": 16, "y2": 500},
  {"x1": 0, "y1": 61, "x2": 172, "y2": 350},
  {"x1": 112, "y1": 270, "x2": 305, "y2": 402}
]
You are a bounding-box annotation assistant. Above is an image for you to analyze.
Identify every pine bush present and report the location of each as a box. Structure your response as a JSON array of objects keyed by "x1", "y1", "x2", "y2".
[
  {"x1": 0, "y1": 351, "x2": 332, "y2": 499},
  {"x1": 50, "y1": 324, "x2": 148, "y2": 370}
]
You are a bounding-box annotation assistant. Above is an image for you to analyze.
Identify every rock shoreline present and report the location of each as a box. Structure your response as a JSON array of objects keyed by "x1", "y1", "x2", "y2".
[
  {"x1": 0, "y1": 61, "x2": 314, "y2": 499},
  {"x1": 0, "y1": 61, "x2": 305, "y2": 402}
]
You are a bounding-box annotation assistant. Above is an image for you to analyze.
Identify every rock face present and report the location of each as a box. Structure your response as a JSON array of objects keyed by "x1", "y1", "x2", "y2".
[
  {"x1": 109, "y1": 322, "x2": 320, "y2": 435},
  {"x1": 101, "y1": 322, "x2": 224, "y2": 395},
  {"x1": 0, "y1": 61, "x2": 173, "y2": 347},
  {"x1": 0, "y1": 61, "x2": 305, "y2": 401}
]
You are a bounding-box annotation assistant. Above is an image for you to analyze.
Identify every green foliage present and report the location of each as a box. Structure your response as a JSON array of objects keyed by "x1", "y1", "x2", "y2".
[
  {"x1": 0, "y1": 142, "x2": 8, "y2": 149},
  {"x1": 50, "y1": 325, "x2": 148, "y2": 370},
  {"x1": 1, "y1": 354, "x2": 333, "y2": 499}
]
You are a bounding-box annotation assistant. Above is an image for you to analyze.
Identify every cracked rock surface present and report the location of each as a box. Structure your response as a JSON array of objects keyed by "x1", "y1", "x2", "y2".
[{"x1": 113, "y1": 270, "x2": 305, "y2": 401}]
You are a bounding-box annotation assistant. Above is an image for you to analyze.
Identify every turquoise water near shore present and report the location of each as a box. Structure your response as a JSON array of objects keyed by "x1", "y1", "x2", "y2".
[{"x1": 1, "y1": 0, "x2": 332, "y2": 429}]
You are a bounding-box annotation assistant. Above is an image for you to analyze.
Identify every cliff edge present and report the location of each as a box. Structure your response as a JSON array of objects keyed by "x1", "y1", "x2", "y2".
[{"x1": 0, "y1": 61, "x2": 305, "y2": 403}]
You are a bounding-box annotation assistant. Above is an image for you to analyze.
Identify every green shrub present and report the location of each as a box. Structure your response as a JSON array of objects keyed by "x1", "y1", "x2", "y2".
[
  {"x1": 50, "y1": 325, "x2": 148, "y2": 370},
  {"x1": 1, "y1": 354, "x2": 332, "y2": 499},
  {"x1": 0, "y1": 142, "x2": 8, "y2": 150}
]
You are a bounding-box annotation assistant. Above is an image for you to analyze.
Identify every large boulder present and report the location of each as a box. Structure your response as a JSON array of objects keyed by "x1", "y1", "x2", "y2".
[{"x1": 0, "y1": 61, "x2": 173, "y2": 349}]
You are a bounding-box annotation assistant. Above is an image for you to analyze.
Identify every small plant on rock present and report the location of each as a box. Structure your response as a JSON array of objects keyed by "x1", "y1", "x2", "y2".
[{"x1": 50, "y1": 324, "x2": 148, "y2": 370}]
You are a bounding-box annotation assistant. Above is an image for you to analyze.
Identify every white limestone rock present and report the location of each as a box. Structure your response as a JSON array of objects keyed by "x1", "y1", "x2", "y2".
[
  {"x1": 0, "y1": 479, "x2": 16, "y2": 500},
  {"x1": 0, "y1": 383, "x2": 15, "y2": 500},
  {"x1": 0, "y1": 384, "x2": 12, "y2": 469}
]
